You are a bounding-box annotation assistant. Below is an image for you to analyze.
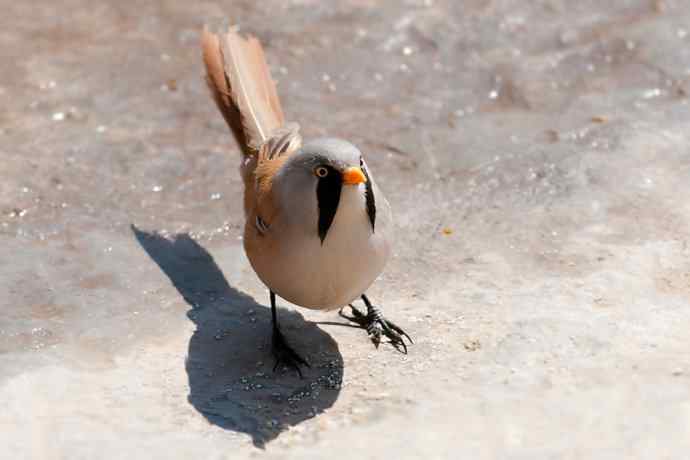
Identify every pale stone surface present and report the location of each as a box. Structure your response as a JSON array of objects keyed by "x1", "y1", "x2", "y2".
[{"x1": 2, "y1": 1, "x2": 690, "y2": 458}]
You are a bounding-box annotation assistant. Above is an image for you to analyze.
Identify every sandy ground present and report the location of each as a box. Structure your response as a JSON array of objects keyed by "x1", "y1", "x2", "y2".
[{"x1": 2, "y1": 0, "x2": 690, "y2": 458}]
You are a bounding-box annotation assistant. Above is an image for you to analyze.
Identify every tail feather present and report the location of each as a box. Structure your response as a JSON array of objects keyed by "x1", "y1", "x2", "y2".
[
  {"x1": 201, "y1": 26, "x2": 285, "y2": 156},
  {"x1": 244, "y1": 35, "x2": 285, "y2": 128},
  {"x1": 201, "y1": 28, "x2": 249, "y2": 155}
]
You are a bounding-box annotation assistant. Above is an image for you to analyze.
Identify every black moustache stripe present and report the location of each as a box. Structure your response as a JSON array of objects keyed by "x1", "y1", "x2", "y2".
[
  {"x1": 316, "y1": 167, "x2": 342, "y2": 244},
  {"x1": 362, "y1": 166, "x2": 376, "y2": 232}
]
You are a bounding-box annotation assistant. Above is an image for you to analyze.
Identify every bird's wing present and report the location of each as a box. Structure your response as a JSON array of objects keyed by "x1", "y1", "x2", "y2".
[{"x1": 259, "y1": 123, "x2": 302, "y2": 160}]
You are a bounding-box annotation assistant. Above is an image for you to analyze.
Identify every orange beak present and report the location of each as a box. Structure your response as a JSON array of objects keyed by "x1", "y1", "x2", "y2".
[{"x1": 342, "y1": 167, "x2": 367, "y2": 185}]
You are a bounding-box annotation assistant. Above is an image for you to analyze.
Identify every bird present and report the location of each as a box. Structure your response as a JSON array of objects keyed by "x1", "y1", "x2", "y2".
[{"x1": 200, "y1": 25, "x2": 412, "y2": 375}]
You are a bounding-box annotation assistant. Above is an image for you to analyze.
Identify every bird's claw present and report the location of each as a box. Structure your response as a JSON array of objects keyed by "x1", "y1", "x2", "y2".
[
  {"x1": 339, "y1": 303, "x2": 413, "y2": 354},
  {"x1": 272, "y1": 328, "x2": 310, "y2": 378}
]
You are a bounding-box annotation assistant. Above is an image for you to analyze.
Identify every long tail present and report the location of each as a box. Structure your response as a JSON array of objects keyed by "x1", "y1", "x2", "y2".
[{"x1": 201, "y1": 26, "x2": 285, "y2": 156}]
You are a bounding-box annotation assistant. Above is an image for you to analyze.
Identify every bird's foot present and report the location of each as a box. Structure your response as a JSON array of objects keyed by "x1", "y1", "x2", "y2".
[
  {"x1": 339, "y1": 299, "x2": 413, "y2": 354},
  {"x1": 272, "y1": 327, "x2": 310, "y2": 378}
]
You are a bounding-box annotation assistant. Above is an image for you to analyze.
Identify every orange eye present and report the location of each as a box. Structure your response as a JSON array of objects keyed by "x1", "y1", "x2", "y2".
[{"x1": 314, "y1": 166, "x2": 329, "y2": 178}]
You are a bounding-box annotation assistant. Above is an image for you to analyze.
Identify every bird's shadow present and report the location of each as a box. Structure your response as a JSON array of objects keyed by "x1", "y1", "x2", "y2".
[{"x1": 131, "y1": 226, "x2": 343, "y2": 448}]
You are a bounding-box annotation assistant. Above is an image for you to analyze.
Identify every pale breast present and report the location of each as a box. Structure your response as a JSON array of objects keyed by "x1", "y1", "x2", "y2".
[{"x1": 245, "y1": 185, "x2": 392, "y2": 310}]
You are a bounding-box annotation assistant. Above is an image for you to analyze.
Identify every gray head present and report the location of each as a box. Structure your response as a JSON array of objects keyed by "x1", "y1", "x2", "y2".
[
  {"x1": 274, "y1": 138, "x2": 376, "y2": 242},
  {"x1": 298, "y1": 138, "x2": 363, "y2": 169}
]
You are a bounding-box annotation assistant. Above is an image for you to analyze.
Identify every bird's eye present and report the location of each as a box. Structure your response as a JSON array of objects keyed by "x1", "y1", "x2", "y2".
[
  {"x1": 314, "y1": 166, "x2": 329, "y2": 178},
  {"x1": 360, "y1": 157, "x2": 364, "y2": 167}
]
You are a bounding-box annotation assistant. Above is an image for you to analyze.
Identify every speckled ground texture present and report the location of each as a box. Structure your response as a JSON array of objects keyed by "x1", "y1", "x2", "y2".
[{"x1": 3, "y1": 0, "x2": 690, "y2": 458}]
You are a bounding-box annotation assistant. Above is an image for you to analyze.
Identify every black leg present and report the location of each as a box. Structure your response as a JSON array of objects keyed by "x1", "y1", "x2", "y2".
[
  {"x1": 339, "y1": 294, "x2": 413, "y2": 353},
  {"x1": 270, "y1": 291, "x2": 309, "y2": 377}
]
